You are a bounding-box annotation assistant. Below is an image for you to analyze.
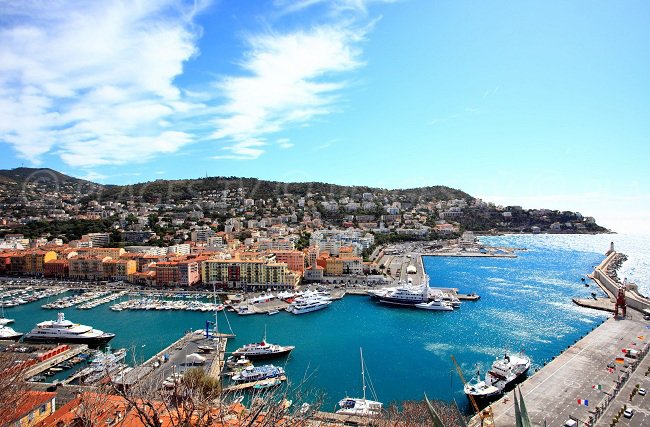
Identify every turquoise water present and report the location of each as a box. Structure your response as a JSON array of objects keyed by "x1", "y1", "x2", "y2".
[{"x1": 2, "y1": 235, "x2": 627, "y2": 412}]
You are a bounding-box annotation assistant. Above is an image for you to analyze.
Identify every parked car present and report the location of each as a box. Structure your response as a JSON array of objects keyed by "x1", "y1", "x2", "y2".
[
  {"x1": 623, "y1": 408, "x2": 635, "y2": 418},
  {"x1": 639, "y1": 388, "x2": 646, "y2": 396}
]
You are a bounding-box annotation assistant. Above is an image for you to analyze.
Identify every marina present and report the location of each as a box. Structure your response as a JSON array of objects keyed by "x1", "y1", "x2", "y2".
[{"x1": 0, "y1": 234, "x2": 648, "y2": 418}]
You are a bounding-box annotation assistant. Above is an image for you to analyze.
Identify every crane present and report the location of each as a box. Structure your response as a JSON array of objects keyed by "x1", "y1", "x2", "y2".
[{"x1": 450, "y1": 355, "x2": 495, "y2": 427}]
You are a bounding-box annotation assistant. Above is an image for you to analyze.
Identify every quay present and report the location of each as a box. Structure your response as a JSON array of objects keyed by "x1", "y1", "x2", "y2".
[
  {"x1": 477, "y1": 316, "x2": 650, "y2": 426},
  {"x1": 20, "y1": 344, "x2": 89, "y2": 380},
  {"x1": 311, "y1": 410, "x2": 375, "y2": 426},
  {"x1": 115, "y1": 330, "x2": 228, "y2": 388}
]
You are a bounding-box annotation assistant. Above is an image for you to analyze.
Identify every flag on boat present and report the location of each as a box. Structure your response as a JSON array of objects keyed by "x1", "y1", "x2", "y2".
[
  {"x1": 638, "y1": 336, "x2": 645, "y2": 340},
  {"x1": 592, "y1": 384, "x2": 602, "y2": 390},
  {"x1": 577, "y1": 399, "x2": 588, "y2": 406}
]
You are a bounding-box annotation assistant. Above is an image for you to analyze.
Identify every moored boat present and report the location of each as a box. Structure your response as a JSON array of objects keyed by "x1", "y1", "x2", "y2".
[
  {"x1": 336, "y1": 348, "x2": 382, "y2": 417},
  {"x1": 23, "y1": 312, "x2": 115, "y2": 345}
]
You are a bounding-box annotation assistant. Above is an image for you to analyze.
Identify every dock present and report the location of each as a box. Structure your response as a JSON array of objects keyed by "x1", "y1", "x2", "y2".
[
  {"x1": 23, "y1": 344, "x2": 89, "y2": 379},
  {"x1": 475, "y1": 315, "x2": 650, "y2": 426},
  {"x1": 572, "y1": 297, "x2": 615, "y2": 312},
  {"x1": 223, "y1": 375, "x2": 287, "y2": 392},
  {"x1": 311, "y1": 410, "x2": 376, "y2": 426},
  {"x1": 116, "y1": 330, "x2": 228, "y2": 388}
]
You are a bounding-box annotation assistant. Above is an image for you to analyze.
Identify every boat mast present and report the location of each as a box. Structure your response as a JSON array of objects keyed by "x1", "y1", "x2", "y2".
[{"x1": 360, "y1": 347, "x2": 366, "y2": 402}]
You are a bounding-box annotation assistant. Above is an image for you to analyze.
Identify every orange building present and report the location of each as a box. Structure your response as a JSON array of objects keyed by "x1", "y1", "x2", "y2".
[{"x1": 272, "y1": 250, "x2": 306, "y2": 273}]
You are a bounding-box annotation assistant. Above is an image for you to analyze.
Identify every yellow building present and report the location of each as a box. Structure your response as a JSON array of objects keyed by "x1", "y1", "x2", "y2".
[
  {"x1": 202, "y1": 254, "x2": 300, "y2": 289},
  {"x1": 0, "y1": 391, "x2": 56, "y2": 426},
  {"x1": 325, "y1": 257, "x2": 344, "y2": 276},
  {"x1": 76, "y1": 247, "x2": 125, "y2": 259},
  {"x1": 69, "y1": 256, "x2": 111, "y2": 280},
  {"x1": 102, "y1": 259, "x2": 136, "y2": 281}
]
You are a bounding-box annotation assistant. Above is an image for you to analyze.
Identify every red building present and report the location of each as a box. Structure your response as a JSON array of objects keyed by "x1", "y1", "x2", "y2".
[{"x1": 44, "y1": 259, "x2": 69, "y2": 278}]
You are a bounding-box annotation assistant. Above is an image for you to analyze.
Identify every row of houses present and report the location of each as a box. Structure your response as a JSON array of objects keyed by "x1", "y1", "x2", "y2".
[{"x1": 0, "y1": 244, "x2": 370, "y2": 289}]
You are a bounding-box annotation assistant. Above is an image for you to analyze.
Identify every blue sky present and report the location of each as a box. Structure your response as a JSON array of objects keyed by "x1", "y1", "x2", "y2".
[{"x1": 1, "y1": 0, "x2": 649, "y2": 233}]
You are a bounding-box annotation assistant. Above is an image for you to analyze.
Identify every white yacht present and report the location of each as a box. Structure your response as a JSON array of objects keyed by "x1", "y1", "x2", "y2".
[
  {"x1": 415, "y1": 299, "x2": 454, "y2": 311},
  {"x1": 0, "y1": 324, "x2": 23, "y2": 341},
  {"x1": 23, "y1": 312, "x2": 115, "y2": 345},
  {"x1": 286, "y1": 296, "x2": 331, "y2": 315},
  {"x1": 232, "y1": 330, "x2": 294, "y2": 360},
  {"x1": 336, "y1": 348, "x2": 383, "y2": 417}
]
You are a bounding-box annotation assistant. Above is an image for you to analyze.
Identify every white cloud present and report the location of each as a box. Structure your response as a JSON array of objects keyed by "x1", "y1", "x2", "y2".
[
  {"x1": 0, "y1": 0, "x2": 205, "y2": 168},
  {"x1": 277, "y1": 138, "x2": 294, "y2": 149},
  {"x1": 210, "y1": 25, "x2": 366, "y2": 158}
]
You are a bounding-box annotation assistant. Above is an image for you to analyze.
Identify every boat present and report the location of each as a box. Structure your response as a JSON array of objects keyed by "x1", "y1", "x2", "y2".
[
  {"x1": 83, "y1": 348, "x2": 128, "y2": 384},
  {"x1": 231, "y1": 365, "x2": 284, "y2": 382},
  {"x1": 373, "y1": 283, "x2": 428, "y2": 306},
  {"x1": 226, "y1": 355, "x2": 253, "y2": 370},
  {"x1": 267, "y1": 309, "x2": 280, "y2": 316},
  {"x1": 464, "y1": 352, "x2": 531, "y2": 399},
  {"x1": 0, "y1": 305, "x2": 14, "y2": 325},
  {"x1": 286, "y1": 296, "x2": 331, "y2": 315},
  {"x1": 414, "y1": 299, "x2": 454, "y2": 311},
  {"x1": 463, "y1": 367, "x2": 501, "y2": 399},
  {"x1": 252, "y1": 378, "x2": 282, "y2": 389},
  {"x1": 23, "y1": 312, "x2": 115, "y2": 345},
  {"x1": 0, "y1": 324, "x2": 24, "y2": 341},
  {"x1": 232, "y1": 329, "x2": 294, "y2": 360},
  {"x1": 336, "y1": 348, "x2": 383, "y2": 417}
]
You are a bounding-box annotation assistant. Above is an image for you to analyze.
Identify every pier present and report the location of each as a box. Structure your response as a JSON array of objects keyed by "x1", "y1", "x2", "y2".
[
  {"x1": 475, "y1": 315, "x2": 650, "y2": 426},
  {"x1": 22, "y1": 344, "x2": 89, "y2": 380}
]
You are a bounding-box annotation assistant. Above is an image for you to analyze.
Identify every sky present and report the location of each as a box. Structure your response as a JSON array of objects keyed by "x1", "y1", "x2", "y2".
[{"x1": 0, "y1": 0, "x2": 649, "y2": 234}]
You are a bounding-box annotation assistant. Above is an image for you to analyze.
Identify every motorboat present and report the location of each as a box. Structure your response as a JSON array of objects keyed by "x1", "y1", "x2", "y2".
[
  {"x1": 414, "y1": 299, "x2": 454, "y2": 311},
  {"x1": 0, "y1": 325, "x2": 23, "y2": 341},
  {"x1": 231, "y1": 365, "x2": 284, "y2": 382}
]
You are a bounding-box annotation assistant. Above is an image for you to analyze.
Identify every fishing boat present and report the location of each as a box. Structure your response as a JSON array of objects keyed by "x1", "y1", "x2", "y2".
[
  {"x1": 464, "y1": 352, "x2": 531, "y2": 399},
  {"x1": 336, "y1": 348, "x2": 383, "y2": 416}
]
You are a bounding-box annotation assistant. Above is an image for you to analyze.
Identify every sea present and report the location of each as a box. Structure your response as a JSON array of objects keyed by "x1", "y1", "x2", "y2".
[{"x1": 3, "y1": 233, "x2": 649, "y2": 413}]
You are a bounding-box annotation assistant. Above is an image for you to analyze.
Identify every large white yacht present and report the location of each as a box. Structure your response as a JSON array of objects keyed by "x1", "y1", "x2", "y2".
[
  {"x1": 373, "y1": 283, "x2": 428, "y2": 306},
  {"x1": 286, "y1": 296, "x2": 331, "y2": 315},
  {"x1": 23, "y1": 313, "x2": 115, "y2": 345}
]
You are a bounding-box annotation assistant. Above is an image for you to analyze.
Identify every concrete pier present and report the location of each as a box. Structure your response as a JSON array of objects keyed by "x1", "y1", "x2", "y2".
[{"x1": 475, "y1": 316, "x2": 650, "y2": 426}]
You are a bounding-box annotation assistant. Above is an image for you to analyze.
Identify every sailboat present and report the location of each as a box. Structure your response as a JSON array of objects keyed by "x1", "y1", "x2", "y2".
[
  {"x1": 0, "y1": 305, "x2": 15, "y2": 325},
  {"x1": 204, "y1": 284, "x2": 235, "y2": 339},
  {"x1": 336, "y1": 348, "x2": 383, "y2": 417}
]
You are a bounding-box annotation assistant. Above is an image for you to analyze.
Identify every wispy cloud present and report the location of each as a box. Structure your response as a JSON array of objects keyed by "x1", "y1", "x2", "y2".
[
  {"x1": 210, "y1": 24, "x2": 367, "y2": 159},
  {"x1": 0, "y1": 0, "x2": 206, "y2": 168}
]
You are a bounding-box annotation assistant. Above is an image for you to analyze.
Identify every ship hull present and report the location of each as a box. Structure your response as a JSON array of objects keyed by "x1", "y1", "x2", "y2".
[
  {"x1": 232, "y1": 348, "x2": 293, "y2": 360},
  {"x1": 23, "y1": 333, "x2": 115, "y2": 346}
]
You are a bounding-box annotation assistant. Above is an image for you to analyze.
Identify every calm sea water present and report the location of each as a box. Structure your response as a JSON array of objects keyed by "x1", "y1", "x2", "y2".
[{"x1": 4, "y1": 234, "x2": 647, "y2": 412}]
